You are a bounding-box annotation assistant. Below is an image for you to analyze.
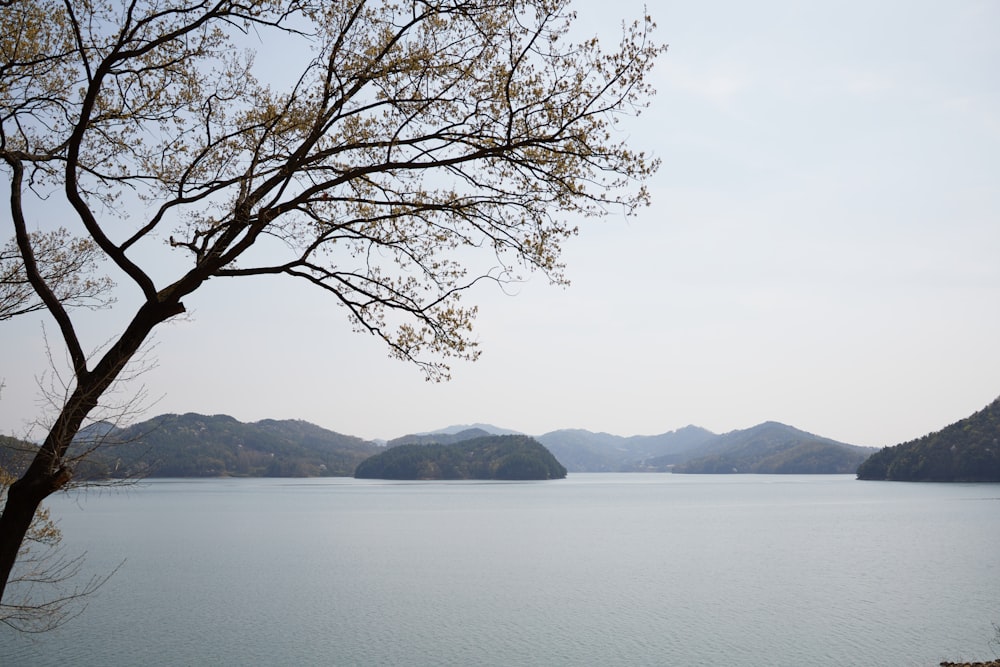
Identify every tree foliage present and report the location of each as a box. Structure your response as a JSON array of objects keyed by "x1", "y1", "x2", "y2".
[
  {"x1": 2, "y1": 0, "x2": 661, "y2": 377},
  {"x1": 1, "y1": 229, "x2": 114, "y2": 321},
  {"x1": 0, "y1": 0, "x2": 663, "y2": 607}
]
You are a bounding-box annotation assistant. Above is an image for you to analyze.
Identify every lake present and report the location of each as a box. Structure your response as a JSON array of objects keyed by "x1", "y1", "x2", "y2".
[{"x1": 4, "y1": 474, "x2": 999, "y2": 666}]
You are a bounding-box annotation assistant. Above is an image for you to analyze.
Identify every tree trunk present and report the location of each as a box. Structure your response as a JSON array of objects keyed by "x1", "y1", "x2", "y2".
[
  {"x1": 0, "y1": 298, "x2": 185, "y2": 602},
  {"x1": 0, "y1": 433, "x2": 75, "y2": 602}
]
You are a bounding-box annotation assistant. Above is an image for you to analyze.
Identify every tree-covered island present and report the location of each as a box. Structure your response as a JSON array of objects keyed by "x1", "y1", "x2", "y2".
[{"x1": 354, "y1": 435, "x2": 567, "y2": 481}]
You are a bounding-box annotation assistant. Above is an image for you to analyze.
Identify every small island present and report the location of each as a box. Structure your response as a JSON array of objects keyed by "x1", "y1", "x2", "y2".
[{"x1": 354, "y1": 434, "x2": 568, "y2": 480}]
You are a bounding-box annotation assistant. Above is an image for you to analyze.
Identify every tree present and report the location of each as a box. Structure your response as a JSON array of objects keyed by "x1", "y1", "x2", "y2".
[{"x1": 0, "y1": 0, "x2": 663, "y2": 603}]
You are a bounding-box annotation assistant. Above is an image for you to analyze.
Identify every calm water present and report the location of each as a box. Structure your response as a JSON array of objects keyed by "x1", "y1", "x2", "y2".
[{"x1": 4, "y1": 474, "x2": 999, "y2": 666}]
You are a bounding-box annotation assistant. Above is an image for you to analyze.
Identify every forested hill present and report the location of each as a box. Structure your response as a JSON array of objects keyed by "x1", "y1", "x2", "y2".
[
  {"x1": 354, "y1": 435, "x2": 567, "y2": 480},
  {"x1": 0, "y1": 435, "x2": 35, "y2": 474},
  {"x1": 67, "y1": 413, "x2": 379, "y2": 478},
  {"x1": 856, "y1": 397, "x2": 1000, "y2": 482}
]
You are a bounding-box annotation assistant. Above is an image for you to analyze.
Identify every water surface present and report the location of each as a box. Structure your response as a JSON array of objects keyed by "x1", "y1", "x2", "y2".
[{"x1": 5, "y1": 474, "x2": 999, "y2": 665}]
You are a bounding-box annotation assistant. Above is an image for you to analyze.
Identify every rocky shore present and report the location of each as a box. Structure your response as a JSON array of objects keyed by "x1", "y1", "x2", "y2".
[{"x1": 940, "y1": 661, "x2": 1000, "y2": 667}]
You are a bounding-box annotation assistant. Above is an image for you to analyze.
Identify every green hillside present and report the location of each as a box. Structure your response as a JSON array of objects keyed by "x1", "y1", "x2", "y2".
[
  {"x1": 0, "y1": 434, "x2": 35, "y2": 475},
  {"x1": 68, "y1": 413, "x2": 379, "y2": 478},
  {"x1": 857, "y1": 397, "x2": 1000, "y2": 482}
]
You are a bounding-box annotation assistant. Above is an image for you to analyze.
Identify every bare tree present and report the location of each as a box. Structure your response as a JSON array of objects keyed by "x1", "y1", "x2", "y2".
[{"x1": 0, "y1": 0, "x2": 664, "y2": 603}]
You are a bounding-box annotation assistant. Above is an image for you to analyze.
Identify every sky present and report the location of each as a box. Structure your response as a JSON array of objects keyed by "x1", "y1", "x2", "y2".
[{"x1": 2, "y1": 0, "x2": 999, "y2": 447}]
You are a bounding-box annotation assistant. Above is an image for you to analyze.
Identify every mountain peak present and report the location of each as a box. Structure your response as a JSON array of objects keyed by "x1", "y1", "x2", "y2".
[{"x1": 425, "y1": 424, "x2": 522, "y2": 436}]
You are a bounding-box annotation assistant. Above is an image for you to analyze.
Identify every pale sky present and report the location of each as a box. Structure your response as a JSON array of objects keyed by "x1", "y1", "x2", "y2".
[{"x1": 2, "y1": 0, "x2": 999, "y2": 447}]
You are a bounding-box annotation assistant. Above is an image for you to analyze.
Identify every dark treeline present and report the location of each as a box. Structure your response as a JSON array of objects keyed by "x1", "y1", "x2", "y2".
[{"x1": 355, "y1": 435, "x2": 567, "y2": 480}]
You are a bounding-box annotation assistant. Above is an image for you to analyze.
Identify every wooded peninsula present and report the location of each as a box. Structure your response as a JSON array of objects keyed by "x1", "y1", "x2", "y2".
[{"x1": 856, "y1": 396, "x2": 1000, "y2": 482}]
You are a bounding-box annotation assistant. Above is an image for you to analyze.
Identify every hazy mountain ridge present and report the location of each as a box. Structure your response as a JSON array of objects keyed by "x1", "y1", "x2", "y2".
[
  {"x1": 535, "y1": 425, "x2": 717, "y2": 472},
  {"x1": 411, "y1": 422, "x2": 874, "y2": 474},
  {"x1": 388, "y1": 424, "x2": 720, "y2": 472},
  {"x1": 3, "y1": 414, "x2": 879, "y2": 479},
  {"x1": 856, "y1": 396, "x2": 1000, "y2": 482},
  {"x1": 387, "y1": 427, "x2": 496, "y2": 447},
  {"x1": 670, "y1": 421, "x2": 873, "y2": 474},
  {"x1": 421, "y1": 424, "x2": 523, "y2": 436}
]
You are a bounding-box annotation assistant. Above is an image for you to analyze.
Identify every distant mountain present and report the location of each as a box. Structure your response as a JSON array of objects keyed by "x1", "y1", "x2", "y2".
[
  {"x1": 396, "y1": 422, "x2": 868, "y2": 474},
  {"x1": 74, "y1": 420, "x2": 120, "y2": 443},
  {"x1": 669, "y1": 422, "x2": 875, "y2": 474},
  {"x1": 857, "y1": 397, "x2": 1000, "y2": 482},
  {"x1": 67, "y1": 413, "x2": 379, "y2": 478},
  {"x1": 536, "y1": 426, "x2": 716, "y2": 472},
  {"x1": 355, "y1": 435, "x2": 566, "y2": 480},
  {"x1": 2, "y1": 413, "x2": 876, "y2": 481},
  {"x1": 387, "y1": 427, "x2": 496, "y2": 448},
  {"x1": 423, "y1": 424, "x2": 522, "y2": 436}
]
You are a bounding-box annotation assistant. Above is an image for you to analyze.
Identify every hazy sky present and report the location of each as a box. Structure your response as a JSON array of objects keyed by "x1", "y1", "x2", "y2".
[{"x1": 2, "y1": 0, "x2": 999, "y2": 447}]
